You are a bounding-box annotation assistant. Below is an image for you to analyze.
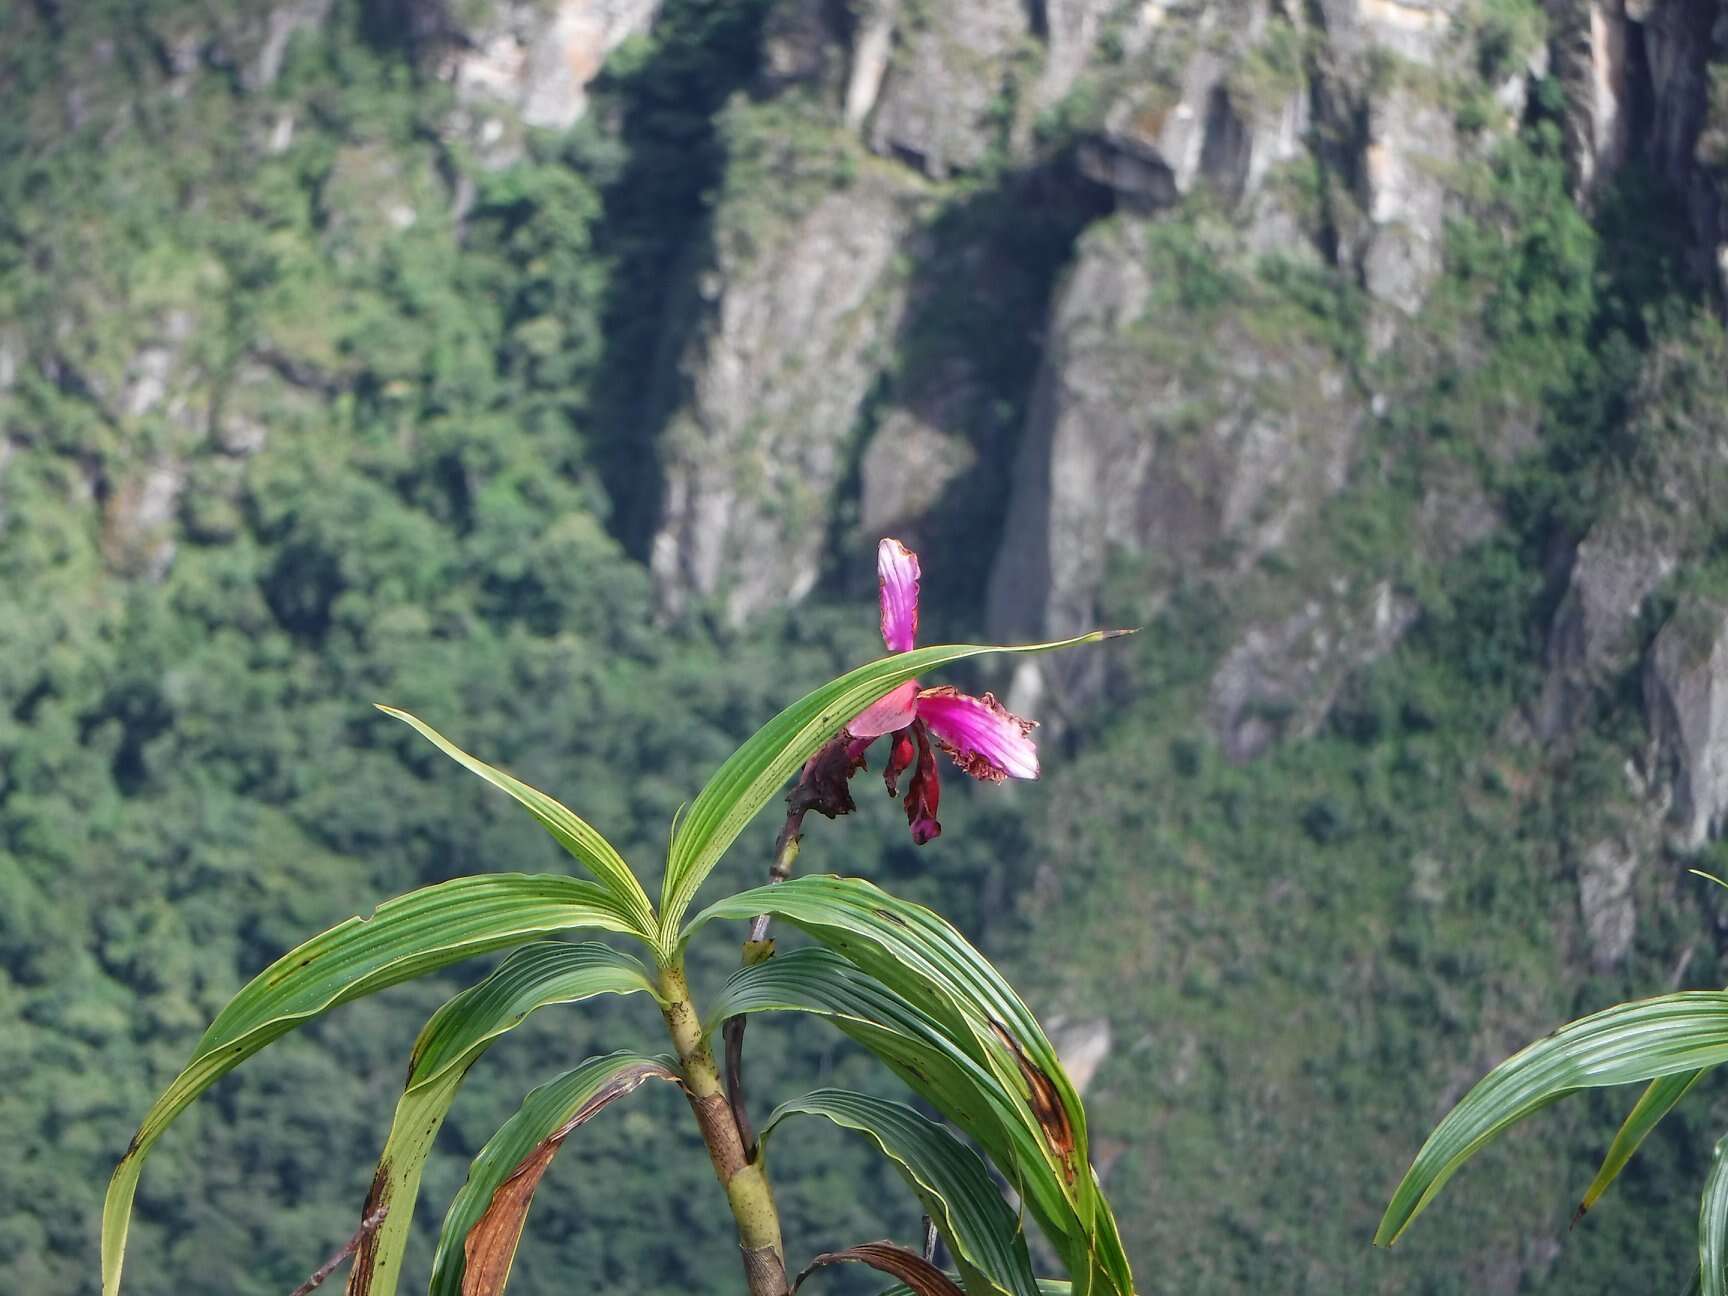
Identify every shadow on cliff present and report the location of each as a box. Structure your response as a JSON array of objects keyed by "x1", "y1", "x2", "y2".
[
  {"x1": 825, "y1": 149, "x2": 1115, "y2": 622},
  {"x1": 587, "y1": 0, "x2": 776, "y2": 560}
]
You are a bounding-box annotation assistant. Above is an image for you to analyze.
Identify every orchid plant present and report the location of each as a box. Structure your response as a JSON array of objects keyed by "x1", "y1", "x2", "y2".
[{"x1": 102, "y1": 540, "x2": 1134, "y2": 1296}]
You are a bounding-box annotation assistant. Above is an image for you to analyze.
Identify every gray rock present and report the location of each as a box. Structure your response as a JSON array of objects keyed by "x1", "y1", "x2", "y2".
[
  {"x1": 1539, "y1": 326, "x2": 1728, "y2": 739},
  {"x1": 1539, "y1": 530, "x2": 1677, "y2": 739},
  {"x1": 845, "y1": 0, "x2": 899, "y2": 128},
  {"x1": 866, "y1": 0, "x2": 1030, "y2": 176},
  {"x1": 858, "y1": 376, "x2": 979, "y2": 541},
  {"x1": 441, "y1": 0, "x2": 662, "y2": 162},
  {"x1": 760, "y1": 0, "x2": 850, "y2": 95},
  {"x1": 247, "y1": 0, "x2": 335, "y2": 91},
  {"x1": 1576, "y1": 811, "x2": 1650, "y2": 971},
  {"x1": 987, "y1": 216, "x2": 1365, "y2": 717},
  {"x1": 1209, "y1": 581, "x2": 1418, "y2": 761},
  {"x1": 1077, "y1": 3, "x2": 1310, "y2": 216},
  {"x1": 1557, "y1": 0, "x2": 1725, "y2": 281},
  {"x1": 650, "y1": 165, "x2": 921, "y2": 624},
  {"x1": 1645, "y1": 597, "x2": 1728, "y2": 849},
  {"x1": 1032, "y1": 0, "x2": 1122, "y2": 112}
]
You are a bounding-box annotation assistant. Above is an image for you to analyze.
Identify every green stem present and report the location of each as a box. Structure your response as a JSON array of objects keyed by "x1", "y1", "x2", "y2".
[{"x1": 659, "y1": 963, "x2": 788, "y2": 1296}]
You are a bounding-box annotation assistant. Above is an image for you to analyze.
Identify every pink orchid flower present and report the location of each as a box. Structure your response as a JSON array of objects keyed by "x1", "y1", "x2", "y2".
[{"x1": 797, "y1": 538, "x2": 1040, "y2": 846}]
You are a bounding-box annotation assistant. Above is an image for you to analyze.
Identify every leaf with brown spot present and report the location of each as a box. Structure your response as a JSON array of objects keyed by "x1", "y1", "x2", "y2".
[
  {"x1": 345, "y1": 944, "x2": 657, "y2": 1296},
  {"x1": 761, "y1": 1089, "x2": 1040, "y2": 1296},
  {"x1": 342, "y1": 1167, "x2": 393, "y2": 1296},
  {"x1": 429, "y1": 1054, "x2": 679, "y2": 1296},
  {"x1": 706, "y1": 943, "x2": 1134, "y2": 1296},
  {"x1": 104, "y1": 876, "x2": 647, "y2": 1296},
  {"x1": 988, "y1": 1022, "x2": 1078, "y2": 1186},
  {"x1": 795, "y1": 1242, "x2": 966, "y2": 1296}
]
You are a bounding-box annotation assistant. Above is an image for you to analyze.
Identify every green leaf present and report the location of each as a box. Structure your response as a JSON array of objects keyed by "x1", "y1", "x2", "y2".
[
  {"x1": 712, "y1": 947, "x2": 1131, "y2": 1296},
  {"x1": 1705, "y1": 1132, "x2": 1728, "y2": 1296},
  {"x1": 1579, "y1": 1069, "x2": 1710, "y2": 1219},
  {"x1": 689, "y1": 877, "x2": 1099, "y2": 1232},
  {"x1": 658, "y1": 633, "x2": 1120, "y2": 941},
  {"x1": 1378, "y1": 992, "x2": 1728, "y2": 1248},
  {"x1": 377, "y1": 705, "x2": 657, "y2": 940},
  {"x1": 428, "y1": 1052, "x2": 679, "y2": 1296},
  {"x1": 346, "y1": 943, "x2": 658, "y2": 1296},
  {"x1": 873, "y1": 1283, "x2": 1075, "y2": 1296},
  {"x1": 761, "y1": 1089, "x2": 1040, "y2": 1296},
  {"x1": 102, "y1": 874, "x2": 645, "y2": 1296}
]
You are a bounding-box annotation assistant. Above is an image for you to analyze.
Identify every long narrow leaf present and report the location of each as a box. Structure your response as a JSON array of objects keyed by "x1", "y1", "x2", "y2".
[
  {"x1": 377, "y1": 706, "x2": 657, "y2": 939},
  {"x1": 427, "y1": 1052, "x2": 679, "y2": 1296},
  {"x1": 659, "y1": 634, "x2": 1119, "y2": 940},
  {"x1": 874, "y1": 1284, "x2": 1074, "y2": 1296},
  {"x1": 796, "y1": 1242, "x2": 965, "y2": 1296},
  {"x1": 690, "y1": 877, "x2": 1100, "y2": 1244},
  {"x1": 1705, "y1": 1133, "x2": 1728, "y2": 1296},
  {"x1": 102, "y1": 874, "x2": 643, "y2": 1296},
  {"x1": 345, "y1": 943, "x2": 658, "y2": 1296},
  {"x1": 1579, "y1": 1069, "x2": 1711, "y2": 1219},
  {"x1": 1378, "y1": 992, "x2": 1728, "y2": 1247},
  {"x1": 712, "y1": 949, "x2": 1131, "y2": 1296},
  {"x1": 761, "y1": 1089, "x2": 1040, "y2": 1296}
]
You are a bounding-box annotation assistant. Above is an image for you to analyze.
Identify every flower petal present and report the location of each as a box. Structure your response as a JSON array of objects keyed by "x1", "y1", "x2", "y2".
[
  {"x1": 903, "y1": 722, "x2": 941, "y2": 845},
  {"x1": 877, "y1": 538, "x2": 921, "y2": 653},
  {"x1": 848, "y1": 679, "x2": 920, "y2": 738},
  {"x1": 790, "y1": 734, "x2": 871, "y2": 819},
  {"x1": 915, "y1": 686, "x2": 1039, "y2": 782},
  {"x1": 882, "y1": 728, "x2": 917, "y2": 797}
]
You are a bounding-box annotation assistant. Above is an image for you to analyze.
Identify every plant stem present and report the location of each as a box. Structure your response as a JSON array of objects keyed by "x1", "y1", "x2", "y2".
[
  {"x1": 659, "y1": 962, "x2": 789, "y2": 1296},
  {"x1": 726, "y1": 808, "x2": 805, "y2": 1149}
]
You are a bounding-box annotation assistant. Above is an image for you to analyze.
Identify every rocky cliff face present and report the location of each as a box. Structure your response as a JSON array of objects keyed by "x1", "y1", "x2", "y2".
[
  {"x1": 642, "y1": 0, "x2": 1514, "y2": 656},
  {"x1": 640, "y1": 0, "x2": 1725, "y2": 789},
  {"x1": 619, "y1": 2, "x2": 1728, "y2": 1030}
]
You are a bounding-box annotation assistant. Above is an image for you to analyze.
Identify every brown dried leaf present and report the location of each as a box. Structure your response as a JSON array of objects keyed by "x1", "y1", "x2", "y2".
[
  {"x1": 793, "y1": 1241, "x2": 966, "y2": 1296},
  {"x1": 341, "y1": 1167, "x2": 393, "y2": 1296},
  {"x1": 459, "y1": 1062, "x2": 677, "y2": 1296}
]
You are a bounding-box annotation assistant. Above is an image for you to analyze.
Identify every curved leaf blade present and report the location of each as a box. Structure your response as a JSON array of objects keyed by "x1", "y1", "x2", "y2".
[
  {"x1": 428, "y1": 1052, "x2": 679, "y2": 1296},
  {"x1": 762, "y1": 1089, "x2": 1040, "y2": 1296},
  {"x1": 103, "y1": 874, "x2": 643, "y2": 1296},
  {"x1": 691, "y1": 876, "x2": 1095, "y2": 1228},
  {"x1": 1378, "y1": 992, "x2": 1728, "y2": 1248},
  {"x1": 1705, "y1": 1132, "x2": 1728, "y2": 1296},
  {"x1": 345, "y1": 943, "x2": 658, "y2": 1296},
  {"x1": 659, "y1": 633, "x2": 1120, "y2": 939},
  {"x1": 1578, "y1": 1068, "x2": 1711, "y2": 1220},
  {"x1": 712, "y1": 948, "x2": 1130, "y2": 1296},
  {"x1": 795, "y1": 1242, "x2": 965, "y2": 1296},
  {"x1": 378, "y1": 706, "x2": 657, "y2": 939}
]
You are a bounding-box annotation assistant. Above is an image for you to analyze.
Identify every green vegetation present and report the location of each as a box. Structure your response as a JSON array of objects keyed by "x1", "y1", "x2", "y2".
[{"x1": 5, "y1": 2, "x2": 1728, "y2": 1295}]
